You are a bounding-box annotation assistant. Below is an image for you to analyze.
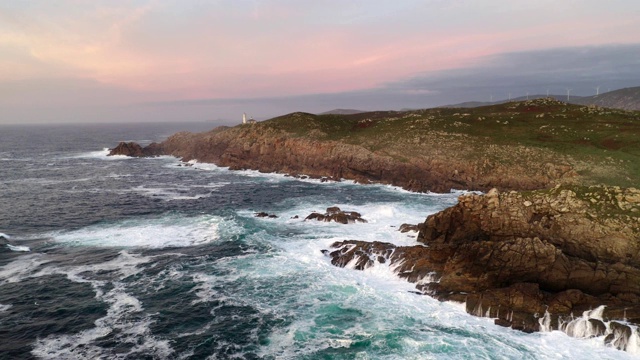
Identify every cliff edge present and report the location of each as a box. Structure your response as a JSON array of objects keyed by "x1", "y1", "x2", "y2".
[
  {"x1": 108, "y1": 99, "x2": 640, "y2": 351},
  {"x1": 326, "y1": 185, "x2": 640, "y2": 350},
  {"x1": 110, "y1": 98, "x2": 640, "y2": 192}
]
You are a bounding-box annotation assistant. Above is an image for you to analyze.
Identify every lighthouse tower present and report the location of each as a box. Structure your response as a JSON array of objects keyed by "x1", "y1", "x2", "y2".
[{"x1": 242, "y1": 113, "x2": 247, "y2": 124}]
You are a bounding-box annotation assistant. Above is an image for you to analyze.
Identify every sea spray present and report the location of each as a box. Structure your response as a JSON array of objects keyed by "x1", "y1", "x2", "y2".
[{"x1": 536, "y1": 306, "x2": 640, "y2": 354}]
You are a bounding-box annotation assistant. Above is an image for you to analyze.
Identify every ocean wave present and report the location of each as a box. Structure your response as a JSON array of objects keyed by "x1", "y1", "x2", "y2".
[
  {"x1": 47, "y1": 214, "x2": 241, "y2": 249},
  {"x1": 29, "y1": 251, "x2": 173, "y2": 359},
  {"x1": 183, "y1": 160, "x2": 479, "y2": 196},
  {"x1": 6, "y1": 244, "x2": 30, "y2": 252},
  {"x1": 128, "y1": 184, "x2": 223, "y2": 201},
  {"x1": 242, "y1": 197, "x2": 451, "y2": 247}
]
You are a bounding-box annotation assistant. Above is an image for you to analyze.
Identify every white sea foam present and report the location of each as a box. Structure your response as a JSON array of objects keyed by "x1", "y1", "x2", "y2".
[
  {"x1": 129, "y1": 183, "x2": 226, "y2": 201},
  {"x1": 0, "y1": 232, "x2": 10, "y2": 239},
  {"x1": 230, "y1": 233, "x2": 636, "y2": 359},
  {"x1": 49, "y1": 214, "x2": 239, "y2": 249},
  {"x1": 198, "y1": 189, "x2": 634, "y2": 359},
  {"x1": 184, "y1": 159, "x2": 482, "y2": 196},
  {"x1": 7, "y1": 244, "x2": 30, "y2": 252},
  {"x1": 244, "y1": 198, "x2": 449, "y2": 247},
  {"x1": 0, "y1": 156, "x2": 32, "y2": 162},
  {"x1": 0, "y1": 303, "x2": 12, "y2": 312},
  {"x1": 32, "y1": 274, "x2": 173, "y2": 359},
  {"x1": 4, "y1": 177, "x2": 95, "y2": 186},
  {"x1": 69, "y1": 147, "x2": 176, "y2": 161},
  {"x1": 0, "y1": 247, "x2": 173, "y2": 359},
  {"x1": 71, "y1": 148, "x2": 121, "y2": 160},
  {"x1": 0, "y1": 253, "x2": 51, "y2": 284}
]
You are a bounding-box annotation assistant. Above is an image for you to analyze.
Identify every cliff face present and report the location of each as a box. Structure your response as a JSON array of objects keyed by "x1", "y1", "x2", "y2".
[
  {"x1": 157, "y1": 121, "x2": 573, "y2": 193},
  {"x1": 325, "y1": 185, "x2": 640, "y2": 349},
  {"x1": 110, "y1": 99, "x2": 640, "y2": 192},
  {"x1": 418, "y1": 185, "x2": 640, "y2": 317},
  {"x1": 108, "y1": 100, "x2": 640, "y2": 350}
]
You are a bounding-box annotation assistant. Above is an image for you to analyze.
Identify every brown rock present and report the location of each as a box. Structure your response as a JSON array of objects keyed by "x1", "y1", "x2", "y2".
[
  {"x1": 108, "y1": 142, "x2": 145, "y2": 157},
  {"x1": 399, "y1": 223, "x2": 423, "y2": 233},
  {"x1": 255, "y1": 212, "x2": 278, "y2": 218},
  {"x1": 108, "y1": 141, "x2": 165, "y2": 157},
  {"x1": 322, "y1": 185, "x2": 640, "y2": 352},
  {"x1": 305, "y1": 207, "x2": 367, "y2": 224}
]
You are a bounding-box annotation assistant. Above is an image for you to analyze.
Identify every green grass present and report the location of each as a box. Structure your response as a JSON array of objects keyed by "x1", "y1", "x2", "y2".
[{"x1": 252, "y1": 99, "x2": 640, "y2": 188}]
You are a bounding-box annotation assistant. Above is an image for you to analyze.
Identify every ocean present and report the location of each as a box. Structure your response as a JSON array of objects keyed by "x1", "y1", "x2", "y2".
[{"x1": 0, "y1": 122, "x2": 635, "y2": 359}]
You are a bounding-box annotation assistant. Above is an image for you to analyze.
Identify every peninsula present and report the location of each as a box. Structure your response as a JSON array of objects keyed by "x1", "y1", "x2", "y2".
[{"x1": 110, "y1": 98, "x2": 640, "y2": 351}]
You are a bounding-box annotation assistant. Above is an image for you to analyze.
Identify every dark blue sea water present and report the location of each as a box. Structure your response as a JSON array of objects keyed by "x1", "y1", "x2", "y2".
[{"x1": 0, "y1": 122, "x2": 635, "y2": 359}]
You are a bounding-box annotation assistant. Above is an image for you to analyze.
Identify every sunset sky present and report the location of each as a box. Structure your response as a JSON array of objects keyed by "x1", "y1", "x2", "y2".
[{"x1": 2, "y1": 0, "x2": 639, "y2": 124}]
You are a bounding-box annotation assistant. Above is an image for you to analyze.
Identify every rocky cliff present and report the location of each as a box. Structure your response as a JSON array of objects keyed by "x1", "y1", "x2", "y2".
[
  {"x1": 110, "y1": 99, "x2": 640, "y2": 192},
  {"x1": 108, "y1": 99, "x2": 640, "y2": 351},
  {"x1": 325, "y1": 185, "x2": 640, "y2": 350},
  {"x1": 160, "y1": 124, "x2": 548, "y2": 193},
  {"x1": 109, "y1": 141, "x2": 164, "y2": 157}
]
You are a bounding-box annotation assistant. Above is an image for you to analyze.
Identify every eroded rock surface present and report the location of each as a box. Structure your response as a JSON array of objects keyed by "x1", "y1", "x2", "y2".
[
  {"x1": 323, "y1": 185, "x2": 640, "y2": 350},
  {"x1": 108, "y1": 142, "x2": 164, "y2": 157},
  {"x1": 305, "y1": 207, "x2": 367, "y2": 224}
]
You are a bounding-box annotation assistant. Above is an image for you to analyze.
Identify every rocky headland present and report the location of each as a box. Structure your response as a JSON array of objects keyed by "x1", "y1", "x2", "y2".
[
  {"x1": 324, "y1": 185, "x2": 640, "y2": 350},
  {"x1": 109, "y1": 99, "x2": 640, "y2": 351}
]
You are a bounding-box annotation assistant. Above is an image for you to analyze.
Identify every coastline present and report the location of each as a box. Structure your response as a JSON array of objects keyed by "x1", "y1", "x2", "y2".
[{"x1": 108, "y1": 101, "x2": 640, "y2": 352}]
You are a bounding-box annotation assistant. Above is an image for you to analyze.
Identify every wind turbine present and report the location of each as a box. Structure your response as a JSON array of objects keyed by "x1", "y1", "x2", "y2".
[
  {"x1": 566, "y1": 88, "x2": 572, "y2": 102},
  {"x1": 546, "y1": 88, "x2": 550, "y2": 97},
  {"x1": 526, "y1": 92, "x2": 529, "y2": 100},
  {"x1": 595, "y1": 85, "x2": 600, "y2": 96}
]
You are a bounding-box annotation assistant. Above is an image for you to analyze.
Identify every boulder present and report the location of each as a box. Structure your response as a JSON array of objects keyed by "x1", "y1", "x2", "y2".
[
  {"x1": 305, "y1": 207, "x2": 367, "y2": 224},
  {"x1": 255, "y1": 212, "x2": 278, "y2": 218},
  {"x1": 108, "y1": 142, "x2": 145, "y2": 157},
  {"x1": 108, "y1": 142, "x2": 165, "y2": 157},
  {"x1": 398, "y1": 223, "x2": 423, "y2": 233}
]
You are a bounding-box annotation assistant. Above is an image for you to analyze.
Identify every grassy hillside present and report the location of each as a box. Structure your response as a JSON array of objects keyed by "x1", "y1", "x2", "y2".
[
  {"x1": 249, "y1": 98, "x2": 640, "y2": 188},
  {"x1": 574, "y1": 87, "x2": 640, "y2": 111}
]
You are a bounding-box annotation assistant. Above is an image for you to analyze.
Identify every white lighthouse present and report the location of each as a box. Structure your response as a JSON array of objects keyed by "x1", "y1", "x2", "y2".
[{"x1": 242, "y1": 113, "x2": 247, "y2": 124}]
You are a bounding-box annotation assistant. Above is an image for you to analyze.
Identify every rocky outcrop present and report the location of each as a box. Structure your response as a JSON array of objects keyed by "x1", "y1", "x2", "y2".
[
  {"x1": 323, "y1": 185, "x2": 640, "y2": 350},
  {"x1": 305, "y1": 207, "x2": 367, "y2": 224},
  {"x1": 108, "y1": 105, "x2": 640, "y2": 351},
  {"x1": 108, "y1": 142, "x2": 164, "y2": 157},
  {"x1": 255, "y1": 212, "x2": 278, "y2": 218},
  {"x1": 398, "y1": 223, "x2": 423, "y2": 233},
  {"x1": 112, "y1": 110, "x2": 581, "y2": 193}
]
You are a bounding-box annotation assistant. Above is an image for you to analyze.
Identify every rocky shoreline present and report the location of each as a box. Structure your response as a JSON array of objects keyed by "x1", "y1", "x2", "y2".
[
  {"x1": 323, "y1": 186, "x2": 640, "y2": 351},
  {"x1": 108, "y1": 106, "x2": 640, "y2": 352}
]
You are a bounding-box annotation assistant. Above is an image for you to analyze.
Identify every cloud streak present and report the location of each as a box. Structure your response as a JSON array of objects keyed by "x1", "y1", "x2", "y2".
[{"x1": 1, "y1": 1, "x2": 639, "y2": 123}]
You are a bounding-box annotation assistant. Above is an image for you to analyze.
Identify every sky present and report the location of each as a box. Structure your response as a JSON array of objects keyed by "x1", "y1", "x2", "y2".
[{"x1": 1, "y1": 0, "x2": 639, "y2": 125}]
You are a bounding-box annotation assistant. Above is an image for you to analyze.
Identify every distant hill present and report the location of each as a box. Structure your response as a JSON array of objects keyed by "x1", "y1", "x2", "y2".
[
  {"x1": 441, "y1": 94, "x2": 581, "y2": 108},
  {"x1": 572, "y1": 87, "x2": 640, "y2": 111},
  {"x1": 441, "y1": 87, "x2": 640, "y2": 111},
  {"x1": 319, "y1": 108, "x2": 365, "y2": 115}
]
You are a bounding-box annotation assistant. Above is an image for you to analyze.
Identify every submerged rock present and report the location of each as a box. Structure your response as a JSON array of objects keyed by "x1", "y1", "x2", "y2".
[{"x1": 255, "y1": 212, "x2": 278, "y2": 218}]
